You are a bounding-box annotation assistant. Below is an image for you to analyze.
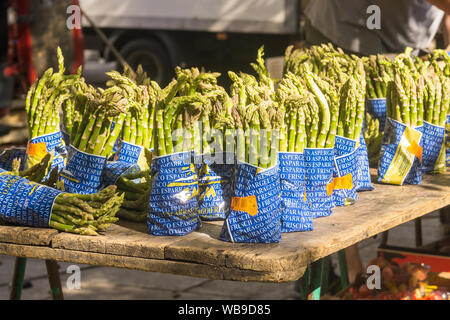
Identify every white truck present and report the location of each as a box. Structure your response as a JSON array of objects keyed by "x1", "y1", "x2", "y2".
[{"x1": 80, "y1": 0, "x2": 301, "y2": 84}]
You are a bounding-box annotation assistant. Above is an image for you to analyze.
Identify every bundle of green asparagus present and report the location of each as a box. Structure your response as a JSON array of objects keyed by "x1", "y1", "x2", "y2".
[
  {"x1": 14, "y1": 153, "x2": 55, "y2": 185},
  {"x1": 106, "y1": 65, "x2": 159, "y2": 153},
  {"x1": 379, "y1": 55, "x2": 425, "y2": 184},
  {"x1": 421, "y1": 61, "x2": 450, "y2": 129},
  {"x1": 336, "y1": 61, "x2": 366, "y2": 143},
  {"x1": 49, "y1": 186, "x2": 123, "y2": 235},
  {"x1": 364, "y1": 112, "x2": 383, "y2": 167},
  {"x1": 25, "y1": 47, "x2": 81, "y2": 173},
  {"x1": 153, "y1": 65, "x2": 232, "y2": 157},
  {"x1": 7, "y1": 156, "x2": 123, "y2": 236},
  {"x1": 283, "y1": 43, "x2": 358, "y2": 91},
  {"x1": 227, "y1": 47, "x2": 280, "y2": 167},
  {"x1": 115, "y1": 169, "x2": 151, "y2": 222},
  {"x1": 362, "y1": 54, "x2": 393, "y2": 99},
  {"x1": 276, "y1": 70, "x2": 336, "y2": 150},
  {"x1": 69, "y1": 85, "x2": 130, "y2": 157},
  {"x1": 26, "y1": 47, "x2": 80, "y2": 140},
  {"x1": 386, "y1": 59, "x2": 424, "y2": 128},
  {"x1": 62, "y1": 75, "x2": 88, "y2": 141}
]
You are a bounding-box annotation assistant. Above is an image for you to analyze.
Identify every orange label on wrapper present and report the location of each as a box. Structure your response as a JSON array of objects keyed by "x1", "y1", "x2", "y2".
[
  {"x1": 231, "y1": 195, "x2": 258, "y2": 216},
  {"x1": 26, "y1": 141, "x2": 47, "y2": 159},
  {"x1": 326, "y1": 173, "x2": 354, "y2": 196},
  {"x1": 407, "y1": 140, "x2": 423, "y2": 163}
]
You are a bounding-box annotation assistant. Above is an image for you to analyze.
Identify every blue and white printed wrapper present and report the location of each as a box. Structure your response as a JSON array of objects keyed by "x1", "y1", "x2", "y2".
[
  {"x1": 100, "y1": 160, "x2": 141, "y2": 189},
  {"x1": 148, "y1": 151, "x2": 200, "y2": 236},
  {"x1": 26, "y1": 131, "x2": 67, "y2": 174},
  {"x1": 102, "y1": 140, "x2": 151, "y2": 188},
  {"x1": 196, "y1": 152, "x2": 235, "y2": 221},
  {"x1": 332, "y1": 136, "x2": 358, "y2": 207},
  {"x1": 115, "y1": 140, "x2": 149, "y2": 169},
  {"x1": 378, "y1": 118, "x2": 423, "y2": 185},
  {"x1": 355, "y1": 133, "x2": 375, "y2": 191},
  {"x1": 57, "y1": 145, "x2": 107, "y2": 194},
  {"x1": 446, "y1": 115, "x2": 450, "y2": 167},
  {"x1": 422, "y1": 121, "x2": 446, "y2": 173},
  {"x1": 0, "y1": 168, "x2": 63, "y2": 227},
  {"x1": 278, "y1": 152, "x2": 311, "y2": 233},
  {"x1": 109, "y1": 121, "x2": 119, "y2": 159},
  {"x1": 304, "y1": 148, "x2": 334, "y2": 219},
  {"x1": 0, "y1": 147, "x2": 26, "y2": 171},
  {"x1": 366, "y1": 98, "x2": 387, "y2": 132},
  {"x1": 220, "y1": 163, "x2": 281, "y2": 243},
  {"x1": 61, "y1": 129, "x2": 70, "y2": 147}
]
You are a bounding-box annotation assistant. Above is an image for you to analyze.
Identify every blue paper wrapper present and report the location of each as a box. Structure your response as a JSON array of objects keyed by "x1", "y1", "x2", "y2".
[
  {"x1": 0, "y1": 169, "x2": 63, "y2": 227},
  {"x1": 366, "y1": 98, "x2": 387, "y2": 132},
  {"x1": 196, "y1": 152, "x2": 235, "y2": 221},
  {"x1": 447, "y1": 115, "x2": 450, "y2": 167},
  {"x1": 355, "y1": 133, "x2": 375, "y2": 191},
  {"x1": 115, "y1": 140, "x2": 149, "y2": 168},
  {"x1": 110, "y1": 121, "x2": 119, "y2": 158},
  {"x1": 0, "y1": 148, "x2": 26, "y2": 171},
  {"x1": 422, "y1": 121, "x2": 446, "y2": 173},
  {"x1": 278, "y1": 152, "x2": 311, "y2": 233},
  {"x1": 304, "y1": 148, "x2": 334, "y2": 219},
  {"x1": 378, "y1": 118, "x2": 423, "y2": 185},
  {"x1": 220, "y1": 163, "x2": 281, "y2": 243},
  {"x1": 61, "y1": 129, "x2": 70, "y2": 147},
  {"x1": 26, "y1": 131, "x2": 67, "y2": 174},
  {"x1": 332, "y1": 136, "x2": 358, "y2": 207},
  {"x1": 148, "y1": 152, "x2": 200, "y2": 236},
  {"x1": 58, "y1": 145, "x2": 107, "y2": 194},
  {"x1": 100, "y1": 160, "x2": 141, "y2": 189}
]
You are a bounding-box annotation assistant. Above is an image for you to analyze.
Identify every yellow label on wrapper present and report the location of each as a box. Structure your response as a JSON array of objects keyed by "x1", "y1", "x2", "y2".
[
  {"x1": 26, "y1": 141, "x2": 49, "y2": 170},
  {"x1": 382, "y1": 126, "x2": 423, "y2": 185},
  {"x1": 137, "y1": 147, "x2": 149, "y2": 171},
  {"x1": 27, "y1": 141, "x2": 47, "y2": 158},
  {"x1": 326, "y1": 173, "x2": 354, "y2": 196},
  {"x1": 434, "y1": 139, "x2": 446, "y2": 173},
  {"x1": 231, "y1": 195, "x2": 258, "y2": 216}
]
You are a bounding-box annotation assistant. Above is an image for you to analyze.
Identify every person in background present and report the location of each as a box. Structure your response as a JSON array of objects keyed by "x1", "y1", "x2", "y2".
[
  {"x1": 302, "y1": 0, "x2": 450, "y2": 287},
  {"x1": 304, "y1": 0, "x2": 450, "y2": 55},
  {"x1": 443, "y1": 13, "x2": 450, "y2": 48}
]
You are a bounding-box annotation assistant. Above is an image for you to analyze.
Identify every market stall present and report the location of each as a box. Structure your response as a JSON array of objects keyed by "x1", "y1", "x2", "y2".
[
  {"x1": 0, "y1": 169, "x2": 448, "y2": 299},
  {"x1": 0, "y1": 43, "x2": 449, "y2": 300}
]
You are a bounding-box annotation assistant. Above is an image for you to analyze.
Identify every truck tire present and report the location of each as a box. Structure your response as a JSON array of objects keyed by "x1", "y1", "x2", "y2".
[
  {"x1": 440, "y1": 205, "x2": 450, "y2": 224},
  {"x1": 119, "y1": 38, "x2": 171, "y2": 85}
]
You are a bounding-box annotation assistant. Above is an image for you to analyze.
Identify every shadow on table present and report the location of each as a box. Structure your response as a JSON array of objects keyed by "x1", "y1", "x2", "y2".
[{"x1": 117, "y1": 219, "x2": 225, "y2": 240}]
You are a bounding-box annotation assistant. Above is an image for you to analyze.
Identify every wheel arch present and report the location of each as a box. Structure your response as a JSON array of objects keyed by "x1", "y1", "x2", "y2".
[{"x1": 102, "y1": 29, "x2": 179, "y2": 69}]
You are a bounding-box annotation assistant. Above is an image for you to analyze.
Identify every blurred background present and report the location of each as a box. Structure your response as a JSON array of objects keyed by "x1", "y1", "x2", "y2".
[
  {"x1": 0, "y1": 0, "x2": 449, "y2": 300},
  {"x1": 0, "y1": 0, "x2": 308, "y2": 147}
]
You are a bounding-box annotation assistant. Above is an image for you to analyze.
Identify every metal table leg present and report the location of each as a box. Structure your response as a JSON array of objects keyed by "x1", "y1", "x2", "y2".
[
  {"x1": 338, "y1": 250, "x2": 349, "y2": 289},
  {"x1": 45, "y1": 260, "x2": 64, "y2": 300},
  {"x1": 9, "y1": 257, "x2": 27, "y2": 300},
  {"x1": 297, "y1": 257, "x2": 327, "y2": 300},
  {"x1": 415, "y1": 218, "x2": 423, "y2": 247}
]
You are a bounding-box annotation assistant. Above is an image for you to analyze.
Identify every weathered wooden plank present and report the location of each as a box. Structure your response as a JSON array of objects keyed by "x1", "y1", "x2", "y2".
[
  {"x1": 164, "y1": 223, "x2": 308, "y2": 273},
  {"x1": 0, "y1": 242, "x2": 305, "y2": 282},
  {"x1": 161, "y1": 171, "x2": 450, "y2": 270},
  {"x1": 51, "y1": 220, "x2": 183, "y2": 260},
  {"x1": 0, "y1": 170, "x2": 447, "y2": 282},
  {"x1": 0, "y1": 225, "x2": 58, "y2": 246}
]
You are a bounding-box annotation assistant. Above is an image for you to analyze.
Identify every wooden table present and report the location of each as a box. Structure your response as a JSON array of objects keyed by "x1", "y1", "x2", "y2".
[{"x1": 0, "y1": 170, "x2": 449, "y2": 298}]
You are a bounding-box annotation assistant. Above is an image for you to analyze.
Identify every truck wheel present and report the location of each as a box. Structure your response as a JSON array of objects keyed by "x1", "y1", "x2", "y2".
[{"x1": 119, "y1": 39, "x2": 171, "y2": 85}]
